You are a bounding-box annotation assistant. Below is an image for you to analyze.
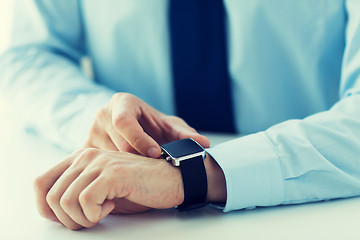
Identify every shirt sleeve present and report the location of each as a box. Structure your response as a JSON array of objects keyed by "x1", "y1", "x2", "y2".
[
  {"x1": 207, "y1": 0, "x2": 360, "y2": 212},
  {"x1": 0, "y1": 0, "x2": 115, "y2": 152}
]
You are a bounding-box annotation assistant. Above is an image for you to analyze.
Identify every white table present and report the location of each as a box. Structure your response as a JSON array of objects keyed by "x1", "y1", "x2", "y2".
[{"x1": 0, "y1": 106, "x2": 359, "y2": 240}]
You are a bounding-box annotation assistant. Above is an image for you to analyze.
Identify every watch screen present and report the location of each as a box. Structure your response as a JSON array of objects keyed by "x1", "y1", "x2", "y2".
[{"x1": 161, "y1": 138, "x2": 204, "y2": 158}]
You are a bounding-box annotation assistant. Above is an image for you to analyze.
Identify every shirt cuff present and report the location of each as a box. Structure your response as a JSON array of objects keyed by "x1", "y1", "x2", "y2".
[{"x1": 206, "y1": 132, "x2": 284, "y2": 212}]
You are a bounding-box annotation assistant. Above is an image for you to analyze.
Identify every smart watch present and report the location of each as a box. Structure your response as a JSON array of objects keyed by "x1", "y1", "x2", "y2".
[{"x1": 161, "y1": 138, "x2": 208, "y2": 211}]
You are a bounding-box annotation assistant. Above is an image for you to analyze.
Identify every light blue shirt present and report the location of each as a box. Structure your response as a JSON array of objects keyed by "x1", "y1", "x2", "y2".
[{"x1": 1, "y1": 0, "x2": 360, "y2": 212}]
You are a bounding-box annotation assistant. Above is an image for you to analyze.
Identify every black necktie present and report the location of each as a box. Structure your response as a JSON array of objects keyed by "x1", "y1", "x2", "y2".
[{"x1": 169, "y1": 0, "x2": 236, "y2": 133}]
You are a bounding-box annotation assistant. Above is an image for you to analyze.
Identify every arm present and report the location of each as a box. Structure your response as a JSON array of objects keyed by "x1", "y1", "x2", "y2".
[
  {"x1": 0, "y1": 0, "x2": 114, "y2": 151},
  {"x1": 33, "y1": 0, "x2": 360, "y2": 231},
  {"x1": 207, "y1": 0, "x2": 360, "y2": 212},
  {"x1": 0, "y1": 1, "x2": 209, "y2": 155}
]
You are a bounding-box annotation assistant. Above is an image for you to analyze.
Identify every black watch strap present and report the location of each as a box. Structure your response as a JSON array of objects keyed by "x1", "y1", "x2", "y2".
[{"x1": 177, "y1": 155, "x2": 208, "y2": 211}]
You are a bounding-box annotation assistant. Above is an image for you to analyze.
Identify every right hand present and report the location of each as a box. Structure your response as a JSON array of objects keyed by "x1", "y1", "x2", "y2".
[{"x1": 84, "y1": 93, "x2": 210, "y2": 158}]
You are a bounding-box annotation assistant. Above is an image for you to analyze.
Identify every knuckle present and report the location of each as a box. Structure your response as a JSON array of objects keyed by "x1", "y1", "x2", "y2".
[
  {"x1": 59, "y1": 196, "x2": 72, "y2": 211},
  {"x1": 46, "y1": 192, "x2": 58, "y2": 207},
  {"x1": 95, "y1": 107, "x2": 107, "y2": 121},
  {"x1": 113, "y1": 112, "x2": 131, "y2": 129},
  {"x1": 79, "y1": 148, "x2": 100, "y2": 162},
  {"x1": 79, "y1": 191, "x2": 91, "y2": 206}
]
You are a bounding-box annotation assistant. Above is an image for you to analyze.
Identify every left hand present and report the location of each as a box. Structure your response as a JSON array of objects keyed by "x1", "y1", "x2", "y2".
[
  {"x1": 83, "y1": 93, "x2": 210, "y2": 157},
  {"x1": 33, "y1": 148, "x2": 184, "y2": 230}
]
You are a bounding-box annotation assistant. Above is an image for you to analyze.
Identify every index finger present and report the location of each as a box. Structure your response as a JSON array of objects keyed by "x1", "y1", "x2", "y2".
[
  {"x1": 115, "y1": 112, "x2": 161, "y2": 158},
  {"x1": 112, "y1": 103, "x2": 161, "y2": 158}
]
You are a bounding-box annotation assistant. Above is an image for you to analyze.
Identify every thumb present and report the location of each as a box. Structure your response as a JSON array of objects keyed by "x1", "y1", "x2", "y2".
[{"x1": 98, "y1": 200, "x2": 115, "y2": 221}]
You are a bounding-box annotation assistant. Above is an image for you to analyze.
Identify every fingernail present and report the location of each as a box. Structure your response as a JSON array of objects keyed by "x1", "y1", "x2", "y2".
[{"x1": 147, "y1": 147, "x2": 159, "y2": 158}]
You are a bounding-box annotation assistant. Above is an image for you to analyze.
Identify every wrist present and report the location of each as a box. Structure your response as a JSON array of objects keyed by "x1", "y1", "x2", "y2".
[{"x1": 204, "y1": 153, "x2": 227, "y2": 203}]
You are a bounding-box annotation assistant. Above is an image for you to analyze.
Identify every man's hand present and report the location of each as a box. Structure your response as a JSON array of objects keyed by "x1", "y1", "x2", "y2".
[
  {"x1": 84, "y1": 93, "x2": 210, "y2": 157},
  {"x1": 33, "y1": 148, "x2": 184, "y2": 230}
]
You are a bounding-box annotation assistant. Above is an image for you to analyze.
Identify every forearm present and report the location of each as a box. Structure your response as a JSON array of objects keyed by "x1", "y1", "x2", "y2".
[
  {"x1": 267, "y1": 95, "x2": 360, "y2": 205},
  {"x1": 0, "y1": 48, "x2": 114, "y2": 151},
  {"x1": 206, "y1": 94, "x2": 360, "y2": 212},
  {"x1": 0, "y1": 0, "x2": 118, "y2": 151},
  {"x1": 204, "y1": 153, "x2": 227, "y2": 204}
]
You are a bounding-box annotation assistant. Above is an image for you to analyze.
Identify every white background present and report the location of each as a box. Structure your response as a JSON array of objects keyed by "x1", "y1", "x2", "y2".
[{"x1": 0, "y1": 0, "x2": 13, "y2": 53}]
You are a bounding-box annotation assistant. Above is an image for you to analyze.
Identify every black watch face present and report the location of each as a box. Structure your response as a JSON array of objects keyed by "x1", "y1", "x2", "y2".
[{"x1": 161, "y1": 138, "x2": 204, "y2": 158}]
